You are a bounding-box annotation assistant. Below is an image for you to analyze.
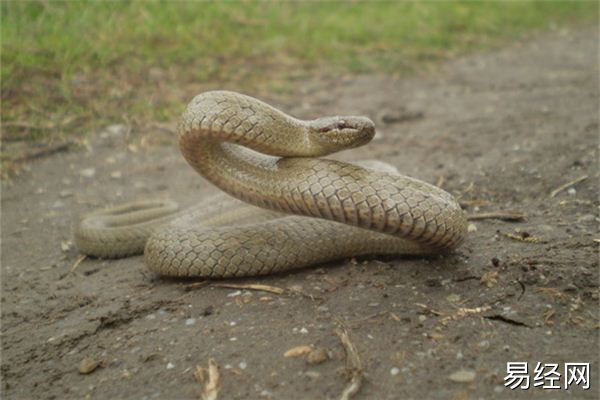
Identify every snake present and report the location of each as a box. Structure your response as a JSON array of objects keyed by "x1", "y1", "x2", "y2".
[{"x1": 75, "y1": 90, "x2": 467, "y2": 278}]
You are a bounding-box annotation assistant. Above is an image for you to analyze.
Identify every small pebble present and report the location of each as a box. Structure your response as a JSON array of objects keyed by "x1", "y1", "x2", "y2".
[
  {"x1": 448, "y1": 369, "x2": 476, "y2": 383},
  {"x1": 304, "y1": 370, "x2": 321, "y2": 379},
  {"x1": 79, "y1": 358, "x2": 100, "y2": 374},
  {"x1": 185, "y1": 318, "x2": 196, "y2": 326},
  {"x1": 239, "y1": 361, "x2": 247, "y2": 370},
  {"x1": 61, "y1": 241, "x2": 72, "y2": 252},
  {"x1": 390, "y1": 367, "x2": 400, "y2": 376},
  {"x1": 166, "y1": 362, "x2": 175, "y2": 370},
  {"x1": 563, "y1": 284, "x2": 578, "y2": 292},
  {"x1": 446, "y1": 294, "x2": 460, "y2": 303},
  {"x1": 306, "y1": 348, "x2": 328, "y2": 365},
  {"x1": 79, "y1": 168, "x2": 96, "y2": 178}
]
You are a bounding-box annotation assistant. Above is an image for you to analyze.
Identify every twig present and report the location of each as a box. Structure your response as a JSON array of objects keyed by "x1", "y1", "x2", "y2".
[
  {"x1": 435, "y1": 175, "x2": 445, "y2": 188},
  {"x1": 543, "y1": 309, "x2": 555, "y2": 325},
  {"x1": 461, "y1": 182, "x2": 475, "y2": 194},
  {"x1": 211, "y1": 283, "x2": 284, "y2": 295},
  {"x1": 346, "y1": 311, "x2": 388, "y2": 327},
  {"x1": 502, "y1": 232, "x2": 540, "y2": 243},
  {"x1": 1, "y1": 121, "x2": 53, "y2": 130},
  {"x1": 459, "y1": 199, "x2": 492, "y2": 208},
  {"x1": 500, "y1": 232, "x2": 540, "y2": 243},
  {"x1": 182, "y1": 281, "x2": 210, "y2": 292},
  {"x1": 441, "y1": 305, "x2": 492, "y2": 325},
  {"x1": 467, "y1": 211, "x2": 526, "y2": 222},
  {"x1": 70, "y1": 254, "x2": 87, "y2": 273},
  {"x1": 4, "y1": 141, "x2": 74, "y2": 162},
  {"x1": 335, "y1": 325, "x2": 363, "y2": 400},
  {"x1": 550, "y1": 175, "x2": 588, "y2": 198},
  {"x1": 415, "y1": 302, "x2": 445, "y2": 316},
  {"x1": 287, "y1": 286, "x2": 325, "y2": 302},
  {"x1": 536, "y1": 287, "x2": 570, "y2": 302},
  {"x1": 190, "y1": 282, "x2": 323, "y2": 301},
  {"x1": 194, "y1": 359, "x2": 221, "y2": 400}
]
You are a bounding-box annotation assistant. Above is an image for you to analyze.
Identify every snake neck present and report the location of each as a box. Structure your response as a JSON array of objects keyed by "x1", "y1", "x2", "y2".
[{"x1": 179, "y1": 90, "x2": 316, "y2": 157}]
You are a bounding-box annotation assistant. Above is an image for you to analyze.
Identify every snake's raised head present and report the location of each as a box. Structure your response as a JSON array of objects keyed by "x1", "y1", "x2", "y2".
[{"x1": 308, "y1": 116, "x2": 376, "y2": 155}]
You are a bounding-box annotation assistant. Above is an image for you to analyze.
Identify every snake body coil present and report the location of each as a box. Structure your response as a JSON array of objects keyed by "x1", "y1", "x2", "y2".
[{"x1": 75, "y1": 91, "x2": 467, "y2": 277}]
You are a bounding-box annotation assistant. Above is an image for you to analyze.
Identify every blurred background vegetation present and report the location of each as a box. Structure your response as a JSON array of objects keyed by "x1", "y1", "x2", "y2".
[{"x1": 1, "y1": 0, "x2": 596, "y2": 150}]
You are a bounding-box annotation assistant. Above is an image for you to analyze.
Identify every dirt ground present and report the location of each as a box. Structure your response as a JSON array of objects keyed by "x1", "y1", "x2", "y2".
[{"x1": 1, "y1": 28, "x2": 598, "y2": 400}]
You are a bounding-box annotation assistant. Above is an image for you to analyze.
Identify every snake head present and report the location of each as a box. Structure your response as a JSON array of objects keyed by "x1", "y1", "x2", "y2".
[{"x1": 309, "y1": 116, "x2": 376, "y2": 155}]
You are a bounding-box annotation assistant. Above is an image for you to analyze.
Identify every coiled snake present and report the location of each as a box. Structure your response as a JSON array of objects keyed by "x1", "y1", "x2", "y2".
[{"x1": 75, "y1": 91, "x2": 467, "y2": 277}]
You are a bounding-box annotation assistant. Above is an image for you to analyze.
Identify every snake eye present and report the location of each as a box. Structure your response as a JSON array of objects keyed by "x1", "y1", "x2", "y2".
[
  {"x1": 317, "y1": 120, "x2": 350, "y2": 133},
  {"x1": 336, "y1": 120, "x2": 347, "y2": 130}
]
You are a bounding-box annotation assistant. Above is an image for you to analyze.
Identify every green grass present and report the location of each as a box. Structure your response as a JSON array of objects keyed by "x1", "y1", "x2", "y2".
[{"x1": 1, "y1": 0, "x2": 597, "y2": 146}]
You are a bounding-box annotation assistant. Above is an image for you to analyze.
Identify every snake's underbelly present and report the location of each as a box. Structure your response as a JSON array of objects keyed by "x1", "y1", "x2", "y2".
[{"x1": 75, "y1": 91, "x2": 467, "y2": 277}]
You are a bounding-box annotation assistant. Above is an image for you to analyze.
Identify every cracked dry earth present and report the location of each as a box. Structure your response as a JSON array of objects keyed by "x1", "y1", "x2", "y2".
[{"x1": 1, "y1": 28, "x2": 599, "y2": 399}]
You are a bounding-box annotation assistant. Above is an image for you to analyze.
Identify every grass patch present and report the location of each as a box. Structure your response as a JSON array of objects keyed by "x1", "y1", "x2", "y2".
[{"x1": 1, "y1": 0, "x2": 597, "y2": 147}]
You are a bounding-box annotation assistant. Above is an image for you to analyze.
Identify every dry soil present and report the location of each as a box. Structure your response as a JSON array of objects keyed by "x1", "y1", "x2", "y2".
[{"x1": 1, "y1": 28, "x2": 598, "y2": 400}]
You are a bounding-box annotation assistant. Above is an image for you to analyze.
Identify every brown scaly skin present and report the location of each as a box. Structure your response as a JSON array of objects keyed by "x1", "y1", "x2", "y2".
[{"x1": 75, "y1": 90, "x2": 467, "y2": 277}]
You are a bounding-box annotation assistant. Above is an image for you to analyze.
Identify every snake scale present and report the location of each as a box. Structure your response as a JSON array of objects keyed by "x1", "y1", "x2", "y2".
[{"x1": 75, "y1": 91, "x2": 467, "y2": 277}]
